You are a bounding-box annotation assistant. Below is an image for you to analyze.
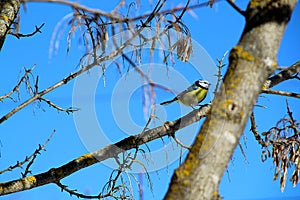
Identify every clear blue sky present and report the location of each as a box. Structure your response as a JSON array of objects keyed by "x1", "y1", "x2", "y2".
[{"x1": 0, "y1": 1, "x2": 299, "y2": 200}]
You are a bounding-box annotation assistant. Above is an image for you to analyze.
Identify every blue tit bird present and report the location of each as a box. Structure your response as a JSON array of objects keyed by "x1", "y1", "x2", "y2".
[{"x1": 160, "y1": 80, "x2": 210, "y2": 106}]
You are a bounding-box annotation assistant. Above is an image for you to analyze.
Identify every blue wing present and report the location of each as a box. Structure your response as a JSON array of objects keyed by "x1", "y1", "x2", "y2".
[{"x1": 176, "y1": 83, "x2": 198, "y2": 98}]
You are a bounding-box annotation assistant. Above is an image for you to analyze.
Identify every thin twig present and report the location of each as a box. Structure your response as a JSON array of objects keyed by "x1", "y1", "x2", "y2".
[
  {"x1": 285, "y1": 99, "x2": 298, "y2": 136},
  {"x1": 171, "y1": 135, "x2": 191, "y2": 150},
  {"x1": 213, "y1": 51, "x2": 228, "y2": 95},
  {"x1": 56, "y1": 181, "x2": 113, "y2": 199},
  {"x1": 225, "y1": 0, "x2": 245, "y2": 16},
  {"x1": 176, "y1": 0, "x2": 190, "y2": 23},
  {"x1": 238, "y1": 142, "x2": 248, "y2": 165},
  {"x1": 39, "y1": 97, "x2": 79, "y2": 114},
  {"x1": 0, "y1": 65, "x2": 36, "y2": 102},
  {"x1": 249, "y1": 112, "x2": 266, "y2": 147},
  {"x1": 22, "y1": 145, "x2": 40, "y2": 177},
  {"x1": 121, "y1": 53, "x2": 174, "y2": 96}
]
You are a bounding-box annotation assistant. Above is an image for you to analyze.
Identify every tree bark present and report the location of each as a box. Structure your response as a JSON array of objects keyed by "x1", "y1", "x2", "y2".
[
  {"x1": 0, "y1": 0, "x2": 21, "y2": 50},
  {"x1": 164, "y1": 0, "x2": 297, "y2": 199}
]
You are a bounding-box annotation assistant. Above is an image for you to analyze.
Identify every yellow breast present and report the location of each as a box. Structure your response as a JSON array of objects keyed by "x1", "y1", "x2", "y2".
[{"x1": 178, "y1": 88, "x2": 208, "y2": 106}]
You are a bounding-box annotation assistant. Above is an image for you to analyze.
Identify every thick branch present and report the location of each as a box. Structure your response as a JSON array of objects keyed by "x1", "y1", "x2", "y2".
[{"x1": 0, "y1": 104, "x2": 211, "y2": 195}]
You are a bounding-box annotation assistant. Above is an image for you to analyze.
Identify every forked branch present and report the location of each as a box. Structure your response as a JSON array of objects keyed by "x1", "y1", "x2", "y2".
[{"x1": 11, "y1": 23, "x2": 45, "y2": 38}]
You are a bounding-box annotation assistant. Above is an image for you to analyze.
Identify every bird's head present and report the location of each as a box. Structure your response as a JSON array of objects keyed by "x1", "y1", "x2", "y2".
[{"x1": 195, "y1": 80, "x2": 210, "y2": 90}]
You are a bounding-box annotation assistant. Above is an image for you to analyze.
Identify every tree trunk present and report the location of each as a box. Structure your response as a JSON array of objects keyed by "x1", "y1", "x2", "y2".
[
  {"x1": 0, "y1": 0, "x2": 21, "y2": 50},
  {"x1": 164, "y1": 0, "x2": 297, "y2": 199}
]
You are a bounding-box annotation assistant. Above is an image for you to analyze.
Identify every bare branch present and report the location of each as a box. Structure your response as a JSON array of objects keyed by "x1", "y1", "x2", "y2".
[
  {"x1": 23, "y1": 0, "x2": 122, "y2": 20},
  {"x1": 285, "y1": 99, "x2": 299, "y2": 137},
  {"x1": 268, "y1": 60, "x2": 300, "y2": 88},
  {"x1": 0, "y1": 62, "x2": 98, "y2": 124},
  {"x1": 238, "y1": 142, "x2": 248, "y2": 165},
  {"x1": 11, "y1": 23, "x2": 44, "y2": 38},
  {"x1": 250, "y1": 112, "x2": 266, "y2": 147},
  {"x1": 38, "y1": 97, "x2": 79, "y2": 114},
  {"x1": 0, "y1": 29, "x2": 138, "y2": 124},
  {"x1": 24, "y1": 0, "x2": 220, "y2": 26},
  {"x1": 262, "y1": 89, "x2": 300, "y2": 99},
  {"x1": 0, "y1": 130, "x2": 56, "y2": 175},
  {"x1": 175, "y1": 0, "x2": 190, "y2": 23},
  {"x1": 0, "y1": 104, "x2": 211, "y2": 195},
  {"x1": 56, "y1": 181, "x2": 109, "y2": 199},
  {"x1": 1, "y1": 0, "x2": 172, "y2": 124}
]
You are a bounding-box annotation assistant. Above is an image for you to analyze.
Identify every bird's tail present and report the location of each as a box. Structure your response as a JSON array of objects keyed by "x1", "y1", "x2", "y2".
[{"x1": 160, "y1": 98, "x2": 177, "y2": 105}]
